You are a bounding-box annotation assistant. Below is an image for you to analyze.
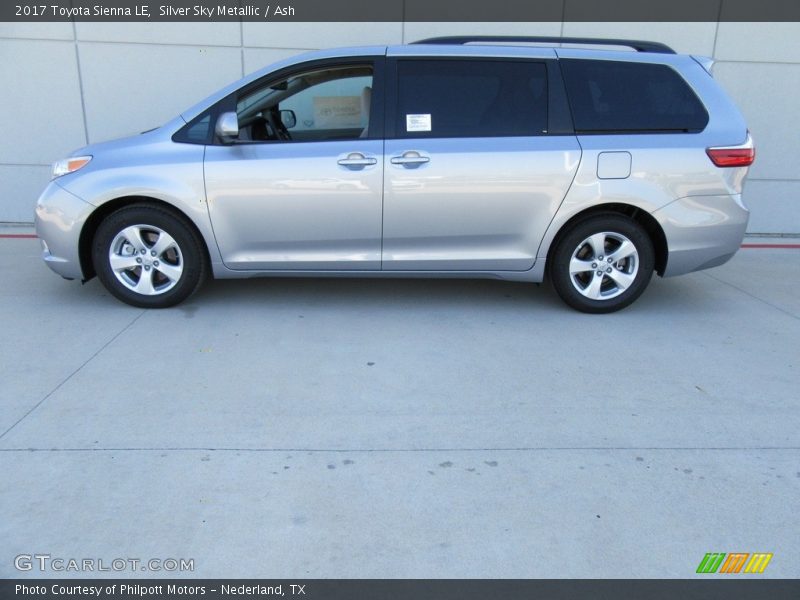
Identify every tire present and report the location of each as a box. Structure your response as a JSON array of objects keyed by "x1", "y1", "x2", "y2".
[
  {"x1": 550, "y1": 214, "x2": 655, "y2": 314},
  {"x1": 92, "y1": 204, "x2": 207, "y2": 308}
]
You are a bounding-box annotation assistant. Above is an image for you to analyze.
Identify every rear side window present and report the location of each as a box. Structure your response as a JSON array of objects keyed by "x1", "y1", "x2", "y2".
[
  {"x1": 396, "y1": 60, "x2": 548, "y2": 138},
  {"x1": 560, "y1": 59, "x2": 708, "y2": 134}
]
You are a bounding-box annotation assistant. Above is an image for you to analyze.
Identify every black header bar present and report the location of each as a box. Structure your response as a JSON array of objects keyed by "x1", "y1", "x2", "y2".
[{"x1": 2, "y1": 0, "x2": 800, "y2": 22}]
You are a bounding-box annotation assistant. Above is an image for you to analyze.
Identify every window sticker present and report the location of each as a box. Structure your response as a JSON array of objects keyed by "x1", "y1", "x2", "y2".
[
  {"x1": 313, "y1": 96, "x2": 362, "y2": 128},
  {"x1": 406, "y1": 114, "x2": 432, "y2": 132}
]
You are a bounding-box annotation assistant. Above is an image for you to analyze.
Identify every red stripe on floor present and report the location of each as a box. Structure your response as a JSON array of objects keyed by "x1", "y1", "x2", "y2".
[{"x1": 741, "y1": 243, "x2": 800, "y2": 249}]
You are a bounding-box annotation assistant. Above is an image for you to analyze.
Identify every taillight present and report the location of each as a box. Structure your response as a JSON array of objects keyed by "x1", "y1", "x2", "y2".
[{"x1": 706, "y1": 133, "x2": 755, "y2": 167}]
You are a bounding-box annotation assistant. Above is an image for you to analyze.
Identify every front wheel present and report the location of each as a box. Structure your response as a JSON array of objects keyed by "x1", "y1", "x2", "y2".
[
  {"x1": 92, "y1": 204, "x2": 207, "y2": 308},
  {"x1": 550, "y1": 214, "x2": 655, "y2": 313}
]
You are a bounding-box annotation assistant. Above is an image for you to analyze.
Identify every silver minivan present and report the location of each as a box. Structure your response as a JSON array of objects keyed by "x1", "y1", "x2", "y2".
[{"x1": 35, "y1": 36, "x2": 754, "y2": 313}]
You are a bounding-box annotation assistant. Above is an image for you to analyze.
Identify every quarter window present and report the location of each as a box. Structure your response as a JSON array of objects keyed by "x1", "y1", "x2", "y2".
[
  {"x1": 395, "y1": 60, "x2": 549, "y2": 138},
  {"x1": 182, "y1": 113, "x2": 212, "y2": 143},
  {"x1": 560, "y1": 59, "x2": 709, "y2": 133}
]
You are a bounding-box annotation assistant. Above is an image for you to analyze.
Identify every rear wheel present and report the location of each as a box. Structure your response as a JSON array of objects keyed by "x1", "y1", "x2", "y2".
[
  {"x1": 550, "y1": 214, "x2": 655, "y2": 313},
  {"x1": 92, "y1": 204, "x2": 206, "y2": 308}
]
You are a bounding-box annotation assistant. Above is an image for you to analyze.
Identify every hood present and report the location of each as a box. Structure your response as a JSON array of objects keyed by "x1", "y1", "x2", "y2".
[{"x1": 67, "y1": 115, "x2": 187, "y2": 158}]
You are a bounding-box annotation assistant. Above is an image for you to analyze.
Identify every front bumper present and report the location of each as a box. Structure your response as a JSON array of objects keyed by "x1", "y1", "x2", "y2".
[
  {"x1": 655, "y1": 194, "x2": 749, "y2": 277},
  {"x1": 34, "y1": 180, "x2": 94, "y2": 280}
]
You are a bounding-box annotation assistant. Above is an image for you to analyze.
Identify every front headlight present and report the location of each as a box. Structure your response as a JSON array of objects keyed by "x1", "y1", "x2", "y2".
[{"x1": 52, "y1": 155, "x2": 92, "y2": 179}]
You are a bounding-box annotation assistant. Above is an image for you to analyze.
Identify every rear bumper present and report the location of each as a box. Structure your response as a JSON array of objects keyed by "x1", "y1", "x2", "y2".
[
  {"x1": 34, "y1": 180, "x2": 94, "y2": 280},
  {"x1": 654, "y1": 194, "x2": 749, "y2": 277}
]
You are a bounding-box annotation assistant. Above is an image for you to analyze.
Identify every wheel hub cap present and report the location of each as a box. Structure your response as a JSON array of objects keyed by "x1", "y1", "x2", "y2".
[
  {"x1": 109, "y1": 224, "x2": 183, "y2": 296},
  {"x1": 568, "y1": 231, "x2": 639, "y2": 301}
]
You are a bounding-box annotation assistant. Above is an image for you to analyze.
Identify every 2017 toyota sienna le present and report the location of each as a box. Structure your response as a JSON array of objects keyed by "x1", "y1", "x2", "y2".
[{"x1": 35, "y1": 36, "x2": 754, "y2": 313}]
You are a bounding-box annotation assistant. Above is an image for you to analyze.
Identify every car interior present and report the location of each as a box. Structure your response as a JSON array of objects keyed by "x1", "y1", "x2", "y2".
[{"x1": 236, "y1": 65, "x2": 373, "y2": 143}]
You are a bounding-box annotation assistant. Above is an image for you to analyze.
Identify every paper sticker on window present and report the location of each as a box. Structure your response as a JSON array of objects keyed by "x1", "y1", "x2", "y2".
[
  {"x1": 406, "y1": 114, "x2": 432, "y2": 132},
  {"x1": 313, "y1": 96, "x2": 361, "y2": 129}
]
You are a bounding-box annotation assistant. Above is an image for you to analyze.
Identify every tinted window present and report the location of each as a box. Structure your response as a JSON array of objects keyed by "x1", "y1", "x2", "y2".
[
  {"x1": 184, "y1": 114, "x2": 212, "y2": 142},
  {"x1": 173, "y1": 112, "x2": 212, "y2": 144},
  {"x1": 396, "y1": 60, "x2": 548, "y2": 138},
  {"x1": 560, "y1": 59, "x2": 708, "y2": 133}
]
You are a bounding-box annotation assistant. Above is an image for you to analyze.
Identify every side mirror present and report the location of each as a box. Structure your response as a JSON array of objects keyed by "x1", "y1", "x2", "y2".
[
  {"x1": 280, "y1": 109, "x2": 297, "y2": 129},
  {"x1": 215, "y1": 111, "x2": 239, "y2": 142}
]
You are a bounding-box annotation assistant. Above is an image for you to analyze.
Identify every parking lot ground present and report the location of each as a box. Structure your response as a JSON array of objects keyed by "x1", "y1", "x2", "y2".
[{"x1": 0, "y1": 231, "x2": 798, "y2": 578}]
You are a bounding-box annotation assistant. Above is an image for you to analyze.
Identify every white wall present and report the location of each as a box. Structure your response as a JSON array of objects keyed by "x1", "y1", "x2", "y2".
[{"x1": 0, "y1": 21, "x2": 797, "y2": 233}]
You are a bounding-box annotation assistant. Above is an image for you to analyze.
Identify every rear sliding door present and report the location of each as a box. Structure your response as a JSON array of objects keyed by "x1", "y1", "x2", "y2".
[{"x1": 382, "y1": 56, "x2": 581, "y2": 271}]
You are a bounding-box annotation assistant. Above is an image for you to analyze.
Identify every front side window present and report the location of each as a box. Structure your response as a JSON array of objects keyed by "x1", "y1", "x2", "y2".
[
  {"x1": 560, "y1": 59, "x2": 709, "y2": 134},
  {"x1": 235, "y1": 65, "x2": 374, "y2": 143},
  {"x1": 395, "y1": 59, "x2": 549, "y2": 138}
]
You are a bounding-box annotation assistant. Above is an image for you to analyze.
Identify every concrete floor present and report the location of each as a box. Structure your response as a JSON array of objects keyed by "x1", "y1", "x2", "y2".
[{"x1": 0, "y1": 232, "x2": 798, "y2": 578}]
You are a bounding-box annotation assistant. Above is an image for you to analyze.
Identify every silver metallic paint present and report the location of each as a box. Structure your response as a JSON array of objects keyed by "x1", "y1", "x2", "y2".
[
  {"x1": 382, "y1": 136, "x2": 581, "y2": 271},
  {"x1": 34, "y1": 43, "x2": 753, "y2": 289},
  {"x1": 204, "y1": 140, "x2": 384, "y2": 270}
]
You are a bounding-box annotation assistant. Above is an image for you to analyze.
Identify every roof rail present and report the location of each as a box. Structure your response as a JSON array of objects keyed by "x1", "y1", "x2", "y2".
[{"x1": 411, "y1": 36, "x2": 676, "y2": 54}]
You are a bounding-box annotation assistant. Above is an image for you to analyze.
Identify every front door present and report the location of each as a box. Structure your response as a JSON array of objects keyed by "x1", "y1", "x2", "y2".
[{"x1": 204, "y1": 60, "x2": 384, "y2": 270}]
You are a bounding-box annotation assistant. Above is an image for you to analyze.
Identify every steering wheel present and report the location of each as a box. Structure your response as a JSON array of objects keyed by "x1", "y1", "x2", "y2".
[{"x1": 266, "y1": 108, "x2": 292, "y2": 141}]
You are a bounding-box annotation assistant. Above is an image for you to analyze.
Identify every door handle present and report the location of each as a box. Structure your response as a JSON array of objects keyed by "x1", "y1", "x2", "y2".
[
  {"x1": 390, "y1": 151, "x2": 430, "y2": 168},
  {"x1": 337, "y1": 152, "x2": 377, "y2": 169}
]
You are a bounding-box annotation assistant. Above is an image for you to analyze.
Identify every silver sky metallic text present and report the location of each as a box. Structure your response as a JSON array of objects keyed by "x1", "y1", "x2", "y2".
[{"x1": 158, "y1": 4, "x2": 296, "y2": 19}]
